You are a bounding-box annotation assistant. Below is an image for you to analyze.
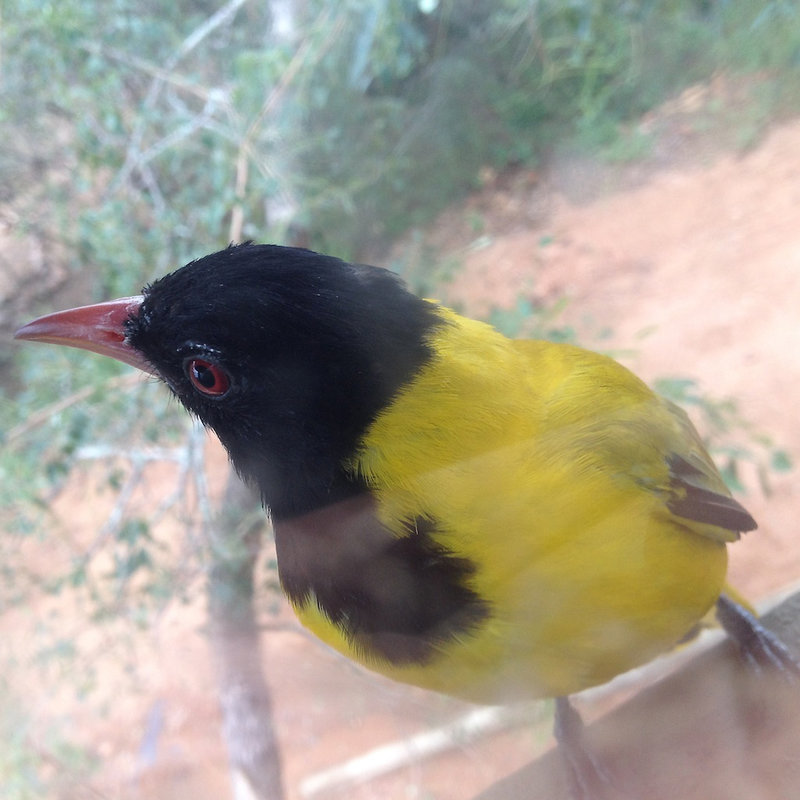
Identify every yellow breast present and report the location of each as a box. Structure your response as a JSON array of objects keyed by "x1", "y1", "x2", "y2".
[{"x1": 293, "y1": 308, "x2": 729, "y2": 703}]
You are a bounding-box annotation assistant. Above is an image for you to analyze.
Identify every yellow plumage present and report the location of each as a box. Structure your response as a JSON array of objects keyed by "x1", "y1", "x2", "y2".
[
  {"x1": 15, "y1": 242, "x2": 792, "y2": 796},
  {"x1": 294, "y1": 307, "x2": 732, "y2": 702}
]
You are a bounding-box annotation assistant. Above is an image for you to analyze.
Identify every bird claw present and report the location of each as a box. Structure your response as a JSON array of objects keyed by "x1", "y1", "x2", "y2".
[
  {"x1": 554, "y1": 697, "x2": 619, "y2": 800},
  {"x1": 716, "y1": 594, "x2": 800, "y2": 682}
]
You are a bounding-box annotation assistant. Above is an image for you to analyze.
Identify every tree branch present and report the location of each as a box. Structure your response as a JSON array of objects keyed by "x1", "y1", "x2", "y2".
[{"x1": 207, "y1": 471, "x2": 284, "y2": 800}]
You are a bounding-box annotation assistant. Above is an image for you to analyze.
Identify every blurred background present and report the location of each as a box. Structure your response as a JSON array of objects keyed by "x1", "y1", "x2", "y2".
[{"x1": 3, "y1": 1, "x2": 800, "y2": 798}]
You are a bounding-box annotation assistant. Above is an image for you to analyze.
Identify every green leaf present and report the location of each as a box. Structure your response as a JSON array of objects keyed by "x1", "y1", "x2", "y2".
[{"x1": 771, "y1": 449, "x2": 793, "y2": 472}]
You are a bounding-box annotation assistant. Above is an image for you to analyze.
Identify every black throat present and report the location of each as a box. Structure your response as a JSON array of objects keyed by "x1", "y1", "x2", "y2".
[
  {"x1": 230, "y1": 285, "x2": 443, "y2": 520},
  {"x1": 126, "y1": 245, "x2": 444, "y2": 520},
  {"x1": 232, "y1": 304, "x2": 440, "y2": 520}
]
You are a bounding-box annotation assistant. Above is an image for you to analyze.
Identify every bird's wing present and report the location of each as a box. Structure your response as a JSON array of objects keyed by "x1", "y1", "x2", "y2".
[
  {"x1": 660, "y1": 399, "x2": 756, "y2": 542},
  {"x1": 517, "y1": 339, "x2": 755, "y2": 545}
]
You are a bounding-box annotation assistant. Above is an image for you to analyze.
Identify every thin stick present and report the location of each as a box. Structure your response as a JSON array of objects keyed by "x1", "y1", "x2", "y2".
[
  {"x1": 111, "y1": 0, "x2": 249, "y2": 194},
  {"x1": 299, "y1": 705, "x2": 536, "y2": 798},
  {"x1": 7, "y1": 373, "x2": 142, "y2": 446}
]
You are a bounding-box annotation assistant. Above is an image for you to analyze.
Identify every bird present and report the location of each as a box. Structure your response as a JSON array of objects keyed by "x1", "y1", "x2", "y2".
[{"x1": 15, "y1": 242, "x2": 797, "y2": 796}]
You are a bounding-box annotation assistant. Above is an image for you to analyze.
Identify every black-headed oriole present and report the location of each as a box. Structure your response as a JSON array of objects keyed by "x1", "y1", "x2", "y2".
[{"x1": 16, "y1": 243, "x2": 797, "y2": 795}]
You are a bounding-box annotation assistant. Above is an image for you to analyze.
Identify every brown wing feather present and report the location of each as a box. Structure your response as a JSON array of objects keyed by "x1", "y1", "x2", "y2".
[{"x1": 666, "y1": 453, "x2": 756, "y2": 534}]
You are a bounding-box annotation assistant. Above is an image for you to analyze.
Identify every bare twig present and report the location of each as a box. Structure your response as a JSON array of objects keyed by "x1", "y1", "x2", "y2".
[
  {"x1": 110, "y1": 0, "x2": 249, "y2": 194},
  {"x1": 134, "y1": 93, "x2": 225, "y2": 174},
  {"x1": 137, "y1": 162, "x2": 167, "y2": 219},
  {"x1": 79, "y1": 41, "x2": 218, "y2": 103},
  {"x1": 75, "y1": 444, "x2": 189, "y2": 462},
  {"x1": 228, "y1": 5, "x2": 342, "y2": 242},
  {"x1": 7, "y1": 372, "x2": 143, "y2": 446},
  {"x1": 75, "y1": 441, "x2": 187, "y2": 562},
  {"x1": 175, "y1": 0, "x2": 250, "y2": 61},
  {"x1": 208, "y1": 472, "x2": 284, "y2": 799},
  {"x1": 300, "y1": 705, "x2": 539, "y2": 798}
]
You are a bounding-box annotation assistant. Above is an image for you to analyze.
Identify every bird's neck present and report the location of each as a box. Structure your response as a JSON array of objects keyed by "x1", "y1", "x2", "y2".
[
  {"x1": 226, "y1": 304, "x2": 449, "y2": 521},
  {"x1": 236, "y1": 444, "x2": 367, "y2": 521}
]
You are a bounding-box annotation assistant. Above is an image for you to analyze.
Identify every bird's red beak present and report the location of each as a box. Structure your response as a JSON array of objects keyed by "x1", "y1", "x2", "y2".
[{"x1": 14, "y1": 296, "x2": 154, "y2": 374}]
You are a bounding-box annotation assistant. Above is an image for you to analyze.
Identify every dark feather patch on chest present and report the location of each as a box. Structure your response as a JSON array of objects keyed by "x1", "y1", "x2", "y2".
[{"x1": 274, "y1": 496, "x2": 490, "y2": 665}]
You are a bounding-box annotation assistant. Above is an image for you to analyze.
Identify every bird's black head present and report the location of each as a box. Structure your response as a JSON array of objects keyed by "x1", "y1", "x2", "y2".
[{"x1": 124, "y1": 243, "x2": 441, "y2": 518}]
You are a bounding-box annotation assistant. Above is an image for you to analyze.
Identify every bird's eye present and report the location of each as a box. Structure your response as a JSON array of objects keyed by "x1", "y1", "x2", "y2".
[{"x1": 185, "y1": 357, "x2": 231, "y2": 397}]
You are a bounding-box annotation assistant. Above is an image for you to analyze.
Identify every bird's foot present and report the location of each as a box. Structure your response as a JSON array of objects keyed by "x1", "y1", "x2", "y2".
[
  {"x1": 554, "y1": 697, "x2": 618, "y2": 800},
  {"x1": 716, "y1": 594, "x2": 800, "y2": 682}
]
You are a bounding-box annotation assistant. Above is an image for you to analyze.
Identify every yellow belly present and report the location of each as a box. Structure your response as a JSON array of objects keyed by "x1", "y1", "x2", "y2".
[
  {"x1": 293, "y1": 448, "x2": 727, "y2": 703},
  {"x1": 292, "y1": 310, "x2": 732, "y2": 703}
]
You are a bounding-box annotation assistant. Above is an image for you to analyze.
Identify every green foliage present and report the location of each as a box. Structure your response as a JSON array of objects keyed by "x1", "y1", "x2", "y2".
[
  {"x1": 6, "y1": 0, "x2": 800, "y2": 261},
  {"x1": 280, "y1": 0, "x2": 800, "y2": 253}
]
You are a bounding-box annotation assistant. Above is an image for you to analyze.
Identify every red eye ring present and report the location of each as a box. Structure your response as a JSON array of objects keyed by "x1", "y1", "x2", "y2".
[{"x1": 185, "y1": 357, "x2": 231, "y2": 397}]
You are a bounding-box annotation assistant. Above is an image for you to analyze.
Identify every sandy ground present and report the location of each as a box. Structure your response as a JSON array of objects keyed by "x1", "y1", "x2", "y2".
[{"x1": 7, "y1": 113, "x2": 800, "y2": 799}]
